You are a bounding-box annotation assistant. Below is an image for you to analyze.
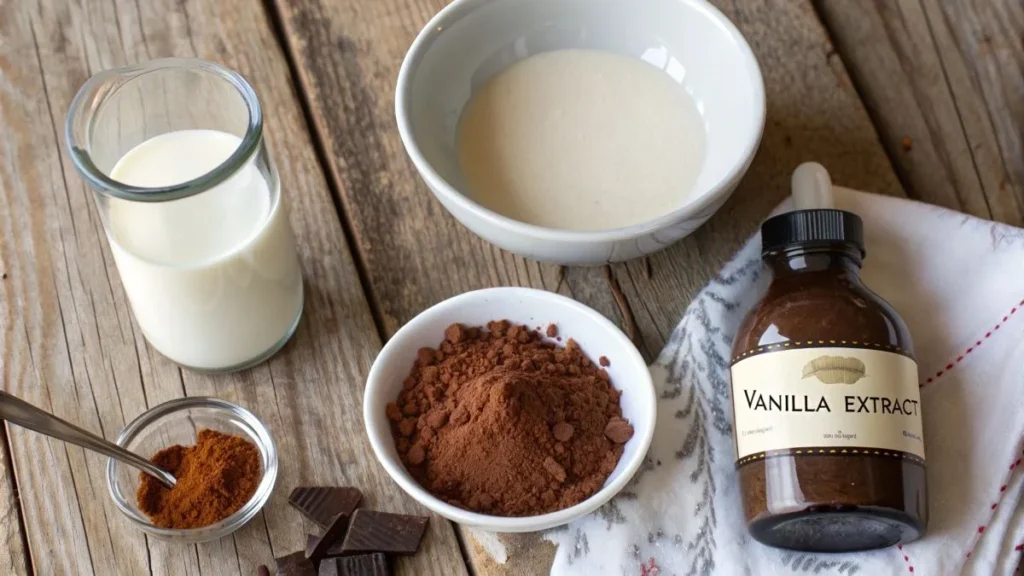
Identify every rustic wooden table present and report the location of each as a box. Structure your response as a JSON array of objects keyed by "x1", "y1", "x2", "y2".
[{"x1": 0, "y1": 0, "x2": 1020, "y2": 574}]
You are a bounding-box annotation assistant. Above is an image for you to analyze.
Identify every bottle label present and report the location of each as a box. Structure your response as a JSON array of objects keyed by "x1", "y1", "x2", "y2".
[{"x1": 730, "y1": 345, "x2": 925, "y2": 466}]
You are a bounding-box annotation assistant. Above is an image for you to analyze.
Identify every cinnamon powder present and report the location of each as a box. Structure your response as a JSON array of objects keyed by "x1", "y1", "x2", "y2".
[
  {"x1": 388, "y1": 321, "x2": 634, "y2": 516},
  {"x1": 136, "y1": 429, "x2": 261, "y2": 529}
]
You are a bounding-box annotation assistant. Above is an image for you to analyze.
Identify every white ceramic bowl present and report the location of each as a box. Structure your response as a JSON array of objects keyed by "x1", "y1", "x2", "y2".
[
  {"x1": 364, "y1": 288, "x2": 656, "y2": 532},
  {"x1": 396, "y1": 0, "x2": 765, "y2": 264}
]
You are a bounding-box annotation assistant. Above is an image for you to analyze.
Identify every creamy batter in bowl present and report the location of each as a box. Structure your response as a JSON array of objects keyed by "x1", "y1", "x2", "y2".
[{"x1": 396, "y1": 0, "x2": 765, "y2": 265}]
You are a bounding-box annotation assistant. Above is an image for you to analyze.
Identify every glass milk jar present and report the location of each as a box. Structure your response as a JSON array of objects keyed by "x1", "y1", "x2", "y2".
[{"x1": 66, "y1": 59, "x2": 303, "y2": 372}]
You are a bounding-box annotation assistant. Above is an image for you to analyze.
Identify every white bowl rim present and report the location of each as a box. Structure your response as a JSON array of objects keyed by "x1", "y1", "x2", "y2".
[
  {"x1": 363, "y1": 287, "x2": 657, "y2": 531},
  {"x1": 395, "y1": 0, "x2": 767, "y2": 242}
]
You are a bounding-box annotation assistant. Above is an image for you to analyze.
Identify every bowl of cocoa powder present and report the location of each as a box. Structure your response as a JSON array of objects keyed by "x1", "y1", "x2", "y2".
[{"x1": 364, "y1": 287, "x2": 656, "y2": 532}]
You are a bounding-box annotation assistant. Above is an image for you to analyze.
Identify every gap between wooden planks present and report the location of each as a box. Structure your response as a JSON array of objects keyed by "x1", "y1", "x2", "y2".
[
  {"x1": 267, "y1": 0, "x2": 905, "y2": 573},
  {"x1": 0, "y1": 0, "x2": 467, "y2": 574}
]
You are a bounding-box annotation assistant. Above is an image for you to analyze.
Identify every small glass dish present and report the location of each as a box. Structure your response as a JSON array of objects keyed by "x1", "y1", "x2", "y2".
[{"x1": 106, "y1": 397, "x2": 277, "y2": 543}]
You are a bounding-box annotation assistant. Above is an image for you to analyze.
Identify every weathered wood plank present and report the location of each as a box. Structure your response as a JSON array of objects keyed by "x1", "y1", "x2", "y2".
[
  {"x1": 1, "y1": 0, "x2": 467, "y2": 574},
  {"x1": 1, "y1": 2, "x2": 144, "y2": 572},
  {"x1": 818, "y1": 0, "x2": 1024, "y2": 226},
  {"x1": 270, "y1": 0, "x2": 902, "y2": 572},
  {"x1": 0, "y1": 427, "x2": 29, "y2": 576}
]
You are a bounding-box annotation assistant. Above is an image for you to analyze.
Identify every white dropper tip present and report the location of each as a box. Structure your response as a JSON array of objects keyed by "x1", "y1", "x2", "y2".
[{"x1": 791, "y1": 162, "x2": 835, "y2": 210}]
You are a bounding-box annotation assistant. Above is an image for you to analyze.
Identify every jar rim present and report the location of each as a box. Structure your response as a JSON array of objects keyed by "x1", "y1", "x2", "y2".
[{"x1": 65, "y1": 58, "x2": 264, "y2": 203}]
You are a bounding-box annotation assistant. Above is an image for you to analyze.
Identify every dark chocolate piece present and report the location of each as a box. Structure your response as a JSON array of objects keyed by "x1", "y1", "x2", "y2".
[
  {"x1": 340, "y1": 510, "x2": 428, "y2": 556},
  {"x1": 274, "y1": 551, "x2": 316, "y2": 576},
  {"x1": 305, "y1": 533, "x2": 344, "y2": 558},
  {"x1": 306, "y1": 511, "x2": 352, "y2": 560},
  {"x1": 289, "y1": 487, "x2": 363, "y2": 529},
  {"x1": 318, "y1": 554, "x2": 389, "y2": 576}
]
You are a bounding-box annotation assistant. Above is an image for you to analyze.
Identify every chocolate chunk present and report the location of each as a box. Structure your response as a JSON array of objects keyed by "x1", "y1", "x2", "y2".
[
  {"x1": 289, "y1": 487, "x2": 363, "y2": 529},
  {"x1": 604, "y1": 417, "x2": 634, "y2": 444},
  {"x1": 340, "y1": 510, "x2": 428, "y2": 556},
  {"x1": 257, "y1": 565, "x2": 271, "y2": 576},
  {"x1": 275, "y1": 552, "x2": 316, "y2": 576},
  {"x1": 306, "y1": 511, "x2": 353, "y2": 560},
  {"x1": 305, "y1": 533, "x2": 344, "y2": 558},
  {"x1": 546, "y1": 324, "x2": 558, "y2": 338},
  {"x1": 318, "y1": 553, "x2": 390, "y2": 576},
  {"x1": 599, "y1": 356, "x2": 610, "y2": 367}
]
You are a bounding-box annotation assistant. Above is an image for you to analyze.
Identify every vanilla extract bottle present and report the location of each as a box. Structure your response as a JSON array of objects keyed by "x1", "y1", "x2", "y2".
[{"x1": 730, "y1": 209, "x2": 927, "y2": 552}]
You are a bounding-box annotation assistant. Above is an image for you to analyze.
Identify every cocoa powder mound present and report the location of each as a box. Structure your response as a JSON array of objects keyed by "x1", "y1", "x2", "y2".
[{"x1": 387, "y1": 320, "x2": 634, "y2": 516}]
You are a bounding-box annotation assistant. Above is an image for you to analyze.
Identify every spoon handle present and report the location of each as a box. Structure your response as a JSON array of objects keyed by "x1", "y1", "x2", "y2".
[{"x1": 0, "y1": 390, "x2": 177, "y2": 488}]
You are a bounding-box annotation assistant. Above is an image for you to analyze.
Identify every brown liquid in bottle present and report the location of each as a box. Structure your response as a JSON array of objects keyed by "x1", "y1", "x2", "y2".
[{"x1": 731, "y1": 209, "x2": 927, "y2": 552}]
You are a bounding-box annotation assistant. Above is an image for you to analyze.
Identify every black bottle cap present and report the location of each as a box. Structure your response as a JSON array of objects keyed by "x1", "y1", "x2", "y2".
[{"x1": 761, "y1": 209, "x2": 865, "y2": 256}]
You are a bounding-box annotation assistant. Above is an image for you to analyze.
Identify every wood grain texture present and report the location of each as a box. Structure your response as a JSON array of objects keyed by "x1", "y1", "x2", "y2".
[
  {"x1": 270, "y1": 0, "x2": 902, "y2": 572},
  {"x1": 818, "y1": 0, "x2": 1024, "y2": 225},
  {"x1": 0, "y1": 427, "x2": 29, "y2": 576},
  {"x1": 0, "y1": 0, "x2": 466, "y2": 574}
]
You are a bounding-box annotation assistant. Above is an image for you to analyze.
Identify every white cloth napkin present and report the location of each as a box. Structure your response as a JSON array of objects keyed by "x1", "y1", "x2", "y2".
[{"x1": 543, "y1": 187, "x2": 1024, "y2": 575}]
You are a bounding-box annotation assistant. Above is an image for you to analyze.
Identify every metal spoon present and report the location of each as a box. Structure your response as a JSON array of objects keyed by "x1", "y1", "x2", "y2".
[{"x1": 0, "y1": 390, "x2": 177, "y2": 488}]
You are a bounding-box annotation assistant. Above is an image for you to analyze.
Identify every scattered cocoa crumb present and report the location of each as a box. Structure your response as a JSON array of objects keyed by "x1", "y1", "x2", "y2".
[
  {"x1": 407, "y1": 443, "x2": 426, "y2": 465},
  {"x1": 416, "y1": 348, "x2": 436, "y2": 366},
  {"x1": 385, "y1": 403, "x2": 402, "y2": 422},
  {"x1": 599, "y1": 356, "x2": 611, "y2": 367},
  {"x1": 552, "y1": 422, "x2": 574, "y2": 442},
  {"x1": 543, "y1": 457, "x2": 567, "y2": 483},
  {"x1": 546, "y1": 324, "x2": 558, "y2": 338},
  {"x1": 445, "y1": 323, "x2": 466, "y2": 344},
  {"x1": 604, "y1": 417, "x2": 634, "y2": 444},
  {"x1": 901, "y1": 136, "x2": 913, "y2": 151},
  {"x1": 399, "y1": 418, "x2": 416, "y2": 437}
]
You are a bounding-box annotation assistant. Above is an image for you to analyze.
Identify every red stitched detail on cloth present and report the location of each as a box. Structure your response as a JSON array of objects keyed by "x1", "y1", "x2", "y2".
[
  {"x1": 897, "y1": 544, "x2": 915, "y2": 573},
  {"x1": 920, "y1": 300, "x2": 1024, "y2": 387},
  {"x1": 964, "y1": 447, "x2": 1024, "y2": 560},
  {"x1": 639, "y1": 557, "x2": 660, "y2": 576}
]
